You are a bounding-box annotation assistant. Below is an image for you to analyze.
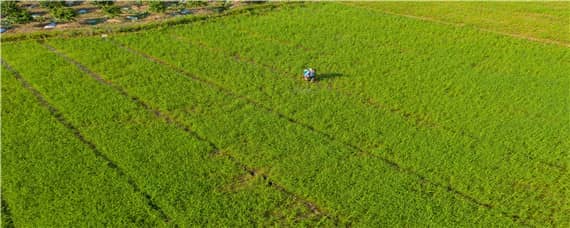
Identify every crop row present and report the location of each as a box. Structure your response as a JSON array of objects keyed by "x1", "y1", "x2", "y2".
[
  {"x1": 41, "y1": 40, "x2": 337, "y2": 225},
  {"x1": 341, "y1": 2, "x2": 570, "y2": 45},
  {"x1": 116, "y1": 30, "x2": 552, "y2": 224},
  {"x1": 1, "y1": 64, "x2": 164, "y2": 226},
  {"x1": 1, "y1": 42, "x2": 327, "y2": 227},
  {"x1": 167, "y1": 13, "x2": 569, "y2": 175},
  {"x1": 222, "y1": 17, "x2": 570, "y2": 175},
  {"x1": 5, "y1": 3, "x2": 567, "y2": 226},
  {"x1": 104, "y1": 22, "x2": 569, "y2": 225},
  {"x1": 163, "y1": 5, "x2": 569, "y2": 223},
  {"x1": 171, "y1": 2, "x2": 569, "y2": 169},
  {"x1": 41, "y1": 36, "x2": 516, "y2": 226}
]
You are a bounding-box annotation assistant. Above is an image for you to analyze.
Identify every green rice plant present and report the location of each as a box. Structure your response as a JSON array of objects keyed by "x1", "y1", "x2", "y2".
[
  {"x1": 221, "y1": 3, "x2": 570, "y2": 168},
  {"x1": 167, "y1": 2, "x2": 569, "y2": 169},
  {"x1": 44, "y1": 36, "x2": 516, "y2": 226},
  {"x1": 2, "y1": 2, "x2": 568, "y2": 226},
  {"x1": 109, "y1": 8, "x2": 568, "y2": 224},
  {"x1": 1, "y1": 41, "x2": 329, "y2": 227},
  {"x1": 344, "y1": 1, "x2": 570, "y2": 44},
  {"x1": 1, "y1": 66, "x2": 164, "y2": 226}
]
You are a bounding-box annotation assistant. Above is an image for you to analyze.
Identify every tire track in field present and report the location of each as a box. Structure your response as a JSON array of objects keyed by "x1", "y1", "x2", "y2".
[
  {"x1": 218, "y1": 151, "x2": 330, "y2": 220},
  {"x1": 196, "y1": 33, "x2": 568, "y2": 225},
  {"x1": 1, "y1": 59, "x2": 172, "y2": 225},
  {"x1": 173, "y1": 33, "x2": 569, "y2": 174},
  {"x1": 204, "y1": 28, "x2": 567, "y2": 225},
  {"x1": 38, "y1": 42, "x2": 340, "y2": 225},
  {"x1": 1, "y1": 194, "x2": 15, "y2": 228},
  {"x1": 105, "y1": 38, "x2": 533, "y2": 226},
  {"x1": 171, "y1": 34, "x2": 564, "y2": 225},
  {"x1": 339, "y1": 3, "x2": 570, "y2": 48}
]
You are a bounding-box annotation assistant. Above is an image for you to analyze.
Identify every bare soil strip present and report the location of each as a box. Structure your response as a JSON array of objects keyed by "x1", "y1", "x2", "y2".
[
  {"x1": 1, "y1": 59, "x2": 172, "y2": 224},
  {"x1": 39, "y1": 42, "x2": 338, "y2": 224},
  {"x1": 108, "y1": 39, "x2": 532, "y2": 226}
]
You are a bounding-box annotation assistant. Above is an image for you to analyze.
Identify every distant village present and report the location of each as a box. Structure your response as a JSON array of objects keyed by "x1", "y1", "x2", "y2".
[{"x1": 1, "y1": 1, "x2": 254, "y2": 33}]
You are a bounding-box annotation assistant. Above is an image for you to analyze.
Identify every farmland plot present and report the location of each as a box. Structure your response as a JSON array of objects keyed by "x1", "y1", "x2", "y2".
[
  {"x1": 2, "y1": 2, "x2": 569, "y2": 227},
  {"x1": 1, "y1": 42, "x2": 333, "y2": 226},
  {"x1": 1, "y1": 67, "x2": 164, "y2": 226}
]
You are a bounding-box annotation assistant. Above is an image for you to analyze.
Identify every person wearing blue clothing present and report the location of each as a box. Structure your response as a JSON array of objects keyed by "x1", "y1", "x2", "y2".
[
  {"x1": 303, "y1": 68, "x2": 311, "y2": 79},
  {"x1": 303, "y1": 68, "x2": 316, "y2": 82}
]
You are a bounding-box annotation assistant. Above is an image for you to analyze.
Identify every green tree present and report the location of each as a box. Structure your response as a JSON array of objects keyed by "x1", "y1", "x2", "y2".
[
  {"x1": 101, "y1": 5, "x2": 121, "y2": 17},
  {"x1": 40, "y1": 0, "x2": 65, "y2": 9},
  {"x1": 92, "y1": 0, "x2": 114, "y2": 7},
  {"x1": 148, "y1": 1, "x2": 166, "y2": 13},
  {"x1": 1, "y1": 1, "x2": 33, "y2": 24},
  {"x1": 50, "y1": 6, "x2": 76, "y2": 22},
  {"x1": 185, "y1": 0, "x2": 208, "y2": 8}
]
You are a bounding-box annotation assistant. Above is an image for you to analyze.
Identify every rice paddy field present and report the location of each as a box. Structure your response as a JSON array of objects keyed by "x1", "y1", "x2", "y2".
[{"x1": 1, "y1": 2, "x2": 569, "y2": 227}]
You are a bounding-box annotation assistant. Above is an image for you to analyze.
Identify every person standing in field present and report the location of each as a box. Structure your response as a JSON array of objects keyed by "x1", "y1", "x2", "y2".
[{"x1": 303, "y1": 68, "x2": 316, "y2": 82}]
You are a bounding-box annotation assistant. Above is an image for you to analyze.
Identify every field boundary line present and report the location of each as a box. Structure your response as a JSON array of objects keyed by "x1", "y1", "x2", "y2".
[
  {"x1": 1, "y1": 59, "x2": 172, "y2": 224},
  {"x1": 38, "y1": 42, "x2": 341, "y2": 225},
  {"x1": 340, "y1": 3, "x2": 570, "y2": 48},
  {"x1": 106, "y1": 38, "x2": 533, "y2": 226},
  {"x1": 1, "y1": 195, "x2": 15, "y2": 228},
  {"x1": 171, "y1": 34, "x2": 568, "y2": 176}
]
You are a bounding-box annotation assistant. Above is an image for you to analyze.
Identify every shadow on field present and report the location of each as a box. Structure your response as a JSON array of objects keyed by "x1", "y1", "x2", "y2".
[{"x1": 319, "y1": 72, "x2": 344, "y2": 81}]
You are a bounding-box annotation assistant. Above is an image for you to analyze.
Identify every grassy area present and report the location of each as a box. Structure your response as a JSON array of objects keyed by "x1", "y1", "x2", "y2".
[
  {"x1": 1, "y1": 41, "x2": 331, "y2": 226},
  {"x1": 344, "y1": 1, "x2": 570, "y2": 44},
  {"x1": 1, "y1": 2, "x2": 568, "y2": 226},
  {"x1": 1, "y1": 66, "x2": 164, "y2": 226}
]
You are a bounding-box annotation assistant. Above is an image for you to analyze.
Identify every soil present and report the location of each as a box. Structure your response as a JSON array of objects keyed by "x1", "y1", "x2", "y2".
[{"x1": 0, "y1": 1, "x2": 244, "y2": 34}]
